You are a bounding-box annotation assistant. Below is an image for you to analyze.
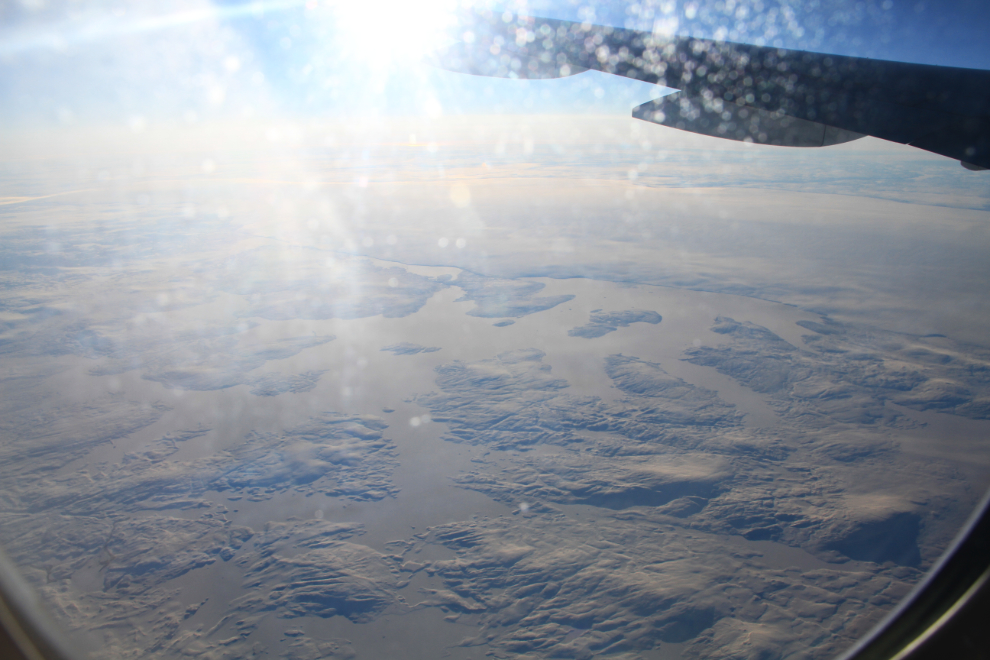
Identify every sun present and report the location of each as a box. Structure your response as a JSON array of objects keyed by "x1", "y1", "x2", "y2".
[{"x1": 328, "y1": 0, "x2": 461, "y2": 70}]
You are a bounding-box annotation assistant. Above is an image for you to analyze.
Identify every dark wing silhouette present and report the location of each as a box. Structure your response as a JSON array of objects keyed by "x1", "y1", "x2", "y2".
[{"x1": 433, "y1": 9, "x2": 990, "y2": 170}]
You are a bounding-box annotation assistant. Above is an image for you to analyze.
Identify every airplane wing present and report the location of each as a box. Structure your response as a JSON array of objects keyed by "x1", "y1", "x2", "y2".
[{"x1": 433, "y1": 9, "x2": 990, "y2": 170}]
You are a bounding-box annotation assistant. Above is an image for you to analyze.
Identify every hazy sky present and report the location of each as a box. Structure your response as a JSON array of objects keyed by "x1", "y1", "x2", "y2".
[{"x1": 2, "y1": 0, "x2": 989, "y2": 128}]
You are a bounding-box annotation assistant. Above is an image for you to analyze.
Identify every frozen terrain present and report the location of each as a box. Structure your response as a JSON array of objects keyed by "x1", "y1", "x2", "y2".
[{"x1": 2, "y1": 117, "x2": 990, "y2": 660}]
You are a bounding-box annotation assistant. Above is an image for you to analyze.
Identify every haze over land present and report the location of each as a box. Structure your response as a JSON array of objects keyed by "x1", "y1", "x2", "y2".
[{"x1": 2, "y1": 115, "x2": 990, "y2": 660}]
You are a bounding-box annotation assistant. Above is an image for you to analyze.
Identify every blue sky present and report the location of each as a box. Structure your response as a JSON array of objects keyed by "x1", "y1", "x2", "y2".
[
  {"x1": 0, "y1": 0, "x2": 988, "y2": 126},
  {"x1": 530, "y1": 0, "x2": 990, "y2": 68}
]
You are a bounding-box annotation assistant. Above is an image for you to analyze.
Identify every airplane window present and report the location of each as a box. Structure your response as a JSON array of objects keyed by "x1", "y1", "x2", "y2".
[{"x1": 1, "y1": 1, "x2": 989, "y2": 659}]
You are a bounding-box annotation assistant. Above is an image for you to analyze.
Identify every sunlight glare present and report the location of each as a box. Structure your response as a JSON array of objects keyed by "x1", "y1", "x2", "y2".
[{"x1": 331, "y1": 0, "x2": 459, "y2": 69}]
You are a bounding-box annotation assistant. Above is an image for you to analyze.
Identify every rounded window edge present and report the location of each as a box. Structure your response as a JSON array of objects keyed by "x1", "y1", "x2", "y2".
[{"x1": 840, "y1": 487, "x2": 990, "y2": 660}]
